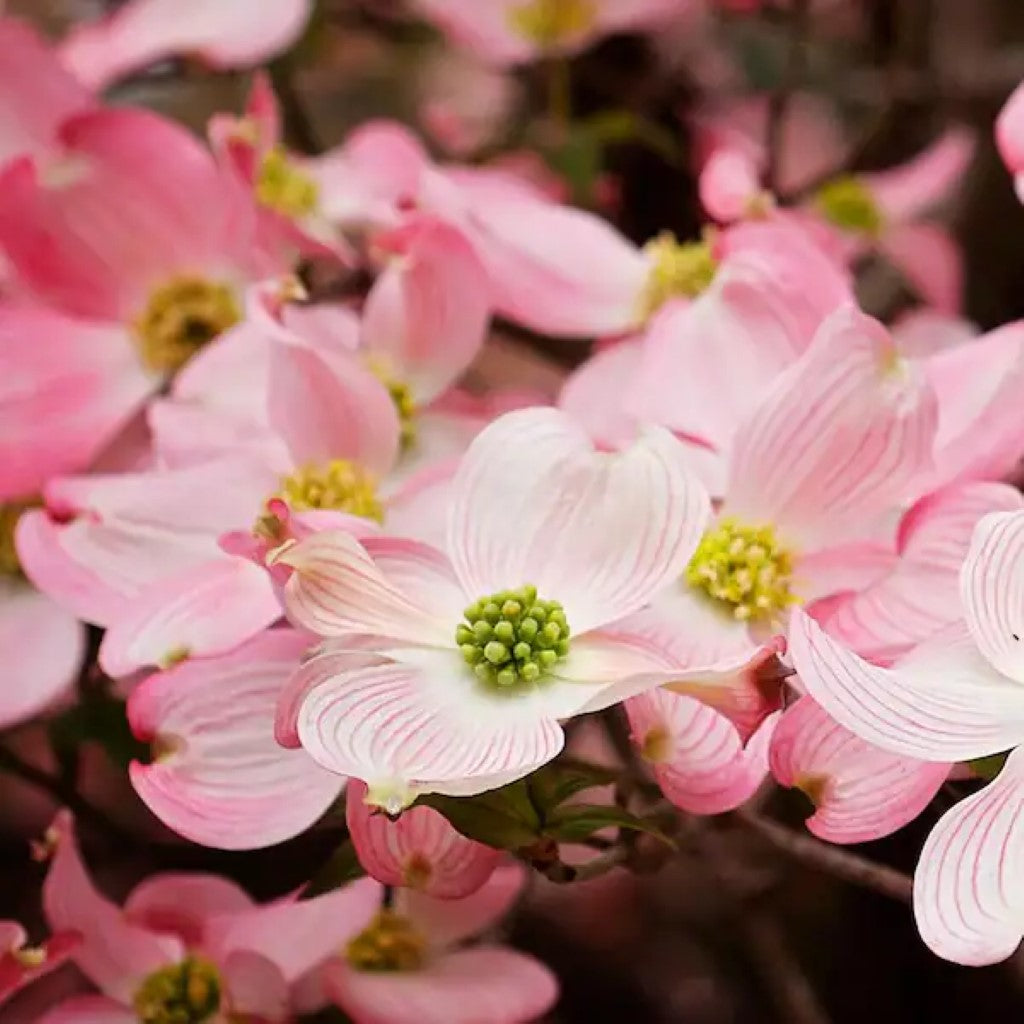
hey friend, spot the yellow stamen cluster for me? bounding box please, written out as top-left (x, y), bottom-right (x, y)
top-left (639, 233), bottom-right (718, 319)
top-left (457, 585), bottom-right (570, 689)
top-left (133, 276), bottom-right (240, 374)
top-left (346, 910), bottom-right (426, 973)
top-left (256, 146), bottom-right (320, 219)
top-left (0, 500), bottom-right (33, 577)
top-left (273, 459), bottom-right (384, 523)
top-left (815, 176), bottom-right (884, 236)
top-left (507, 0), bottom-right (597, 46)
top-left (686, 518), bottom-right (794, 622)
top-left (133, 956), bottom-right (221, 1024)
top-left (368, 361), bottom-right (418, 451)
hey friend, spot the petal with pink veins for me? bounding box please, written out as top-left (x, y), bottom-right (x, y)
top-left (98, 557), bottom-right (281, 677)
top-left (913, 745), bottom-right (1024, 965)
top-left (448, 408), bottom-right (709, 635)
top-left (128, 630), bottom-right (343, 850)
top-left (724, 306), bottom-right (938, 550)
top-left (59, 0), bottom-right (312, 90)
top-left (43, 811), bottom-right (182, 1003)
top-left (788, 608), bottom-right (1024, 762)
top-left (346, 779), bottom-right (500, 898)
top-left (770, 696), bottom-right (949, 844)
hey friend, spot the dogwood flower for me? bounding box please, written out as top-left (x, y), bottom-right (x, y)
top-left (275, 406), bottom-right (716, 809)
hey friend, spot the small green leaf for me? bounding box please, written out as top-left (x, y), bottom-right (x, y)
top-left (543, 804), bottom-right (674, 847)
top-left (419, 782), bottom-right (542, 850)
top-left (526, 759), bottom-right (619, 810)
top-left (969, 752), bottom-right (1009, 781)
top-left (302, 839), bottom-right (365, 899)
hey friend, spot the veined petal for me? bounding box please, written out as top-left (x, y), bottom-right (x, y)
top-left (128, 630), bottom-right (342, 850)
top-left (960, 510), bottom-right (1024, 684)
top-left (914, 746), bottom-right (1024, 965)
top-left (770, 697), bottom-right (948, 844)
top-left (99, 557), bottom-right (281, 677)
top-left (724, 306), bottom-right (938, 550)
top-left (43, 812), bottom-right (182, 1003)
top-left (789, 608), bottom-right (1024, 761)
top-left (347, 779), bottom-right (500, 898)
top-left (448, 408), bottom-right (710, 635)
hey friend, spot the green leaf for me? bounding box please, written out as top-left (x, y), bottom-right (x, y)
top-left (543, 804), bottom-right (674, 847)
top-left (968, 752), bottom-right (1009, 781)
top-left (302, 839), bottom-right (365, 900)
top-left (526, 759), bottom-right (619, 810)
top-left (419, 781), bottom-right (542, 850)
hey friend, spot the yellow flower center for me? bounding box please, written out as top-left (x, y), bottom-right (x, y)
top-left (686, 518), bottom-right (795, 622)
top-left (346, 910), bottom-right (427, 973)
top-left (0, 500), bottom-right (36, 577)
top-left (133, 276), bottom-right (241, 374)
top-left (815, 176), bottom-right (884, 236)
top-left (255, 146), bottom-right (320, 219)
top-left (367, 360), bottom-right (418, 451)
top-left (639, 234), bottom-right (718, 320)
top-left (133, 956), bottom-right (221, 1024)
top-left (507, 0), bottom-right (596, 46)
top-left (272, 459), bottom-right (384, 522)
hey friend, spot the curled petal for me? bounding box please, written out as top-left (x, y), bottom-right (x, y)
top-left (914, 746), bottom-right (1024, 965)
top-left (770, 697), bottom-right (949, 844)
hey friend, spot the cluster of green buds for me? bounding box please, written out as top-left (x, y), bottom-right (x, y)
top-left (456, 585), bottom-right (571, 689)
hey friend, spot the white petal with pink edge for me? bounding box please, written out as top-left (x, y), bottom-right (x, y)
top-left (914, 746), bottom-right (1024, 965)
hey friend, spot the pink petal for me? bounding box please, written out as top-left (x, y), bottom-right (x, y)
top-left (347, 779), bottom-right (500, 898)
top-left (698, 148), bottom-right (763, 222)
top-left (724, 306), bottom-right (938, 550)
top-left (0, 583), bottom-right (85, 730)
top-left (98, 557), bottom-right (281, 677)
top-left (205, 877), bottom-right (382, 984)
top-left (879, 222), bottom-right (963, 315)
top-left (0, 306), bottom-right (152, 499)
top-left (327, 945), bottom-right (558, 1024)
top-left (891, 308), bottom-right (978, 359)
top-left (220, 950), bottom-right (289, 1022)
top-left (913, 745), bottom-right (1024, 965)
top-left (59, 0), bottom-right (312, 89)
top-left (277, 531), bottom-right (459, 647)
top-left (864, 128), bottom-right (976, 222)
top-left (788, 607), bottom-right (1024, 762)
top-left (363, 218), bottom-right (490, 404)
top-left (0, 924), bottom-right (79, 1007)
top-left (449, 408), bottom-right (709, 634)
top-left (124, 874), bottom-right (252, 949)
top-left (820, 483), bottom-right (1023, 662)
top-left (998, 81), bottom-right (1024, 179)
top-left (128, 629), bottom-right (342, 850)
top-left (558, 338), bottom-right (643, 448)
top-left (296, 648), bottom-right (565, 806)
top-left (43, 811), bottom-right (182, 1002)
top-left (37, 996), bottom-right (137, 1024)
top-left (0, 18), bottom-right (93, 165)
top-left (626, 689), bottom-right (773, 814)
top-left (770, 697), bottom-right (948, 844)
top-left (960, 509), bottom-right (1024, 684)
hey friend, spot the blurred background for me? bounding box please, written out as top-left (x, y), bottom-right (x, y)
top-left (4, 1), bottom-right (1024, 1021)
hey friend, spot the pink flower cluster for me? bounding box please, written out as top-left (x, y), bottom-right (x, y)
top-left (3, 0), bottom-right (1024, 1019)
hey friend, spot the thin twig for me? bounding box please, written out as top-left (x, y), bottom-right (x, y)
top-left (734, 809), bottom-right (913, 904)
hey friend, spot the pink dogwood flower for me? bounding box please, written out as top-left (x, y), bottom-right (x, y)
top-left (275, 406), bottom-right (719, 810)
top-left (39, 810), bottom-right (382, 1022)
top-left (997, 79), bottom-right (1024, 203)
top-left (346, 779), bottom-right (501, 898)
top-left (788, 508), bottom-right (1024, 963)
top-left (320, 864), bottom-right (558, 1024)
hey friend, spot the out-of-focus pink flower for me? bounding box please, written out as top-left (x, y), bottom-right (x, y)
top-left (59, 0), bottom-right (313, 91)
top-left (0, 920), bottom-right (78, 1008)
top-left (321, 864), bottom-right (558, 1024)
top-left (346, 779), bottom-right (501, 898)
top-left (40, 810), bottom-right (381, 1021)
top-left (997, 80), bottom-right (1024, 203)
top-left (274, 406), bottom-right (728, 810)
top-left (410, 0), bottom-right (692, 66)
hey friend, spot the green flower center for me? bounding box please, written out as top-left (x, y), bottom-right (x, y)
top-left (133, 956), bottom-right (221, 1024)
top-left (456, 585), bottom-right (570, 689)
top-left (0, 500), bottom-right (35, 578)
top-left (686, 518), bottom-right (794, 622)
top-left (507, 0), bottom-right (597, 46)
top-left (815, 176), bottom-right (884, 236)
top-left (639, 233), bottom-right (718, 320)
top-left (134, 276), bottom-right (241, 374)
top-left (256, 146), bottom-right (319, 219)
top-left (346, 910), bottom-right (426, 973)
top-left (271, 459), bottom-right (384, 523)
